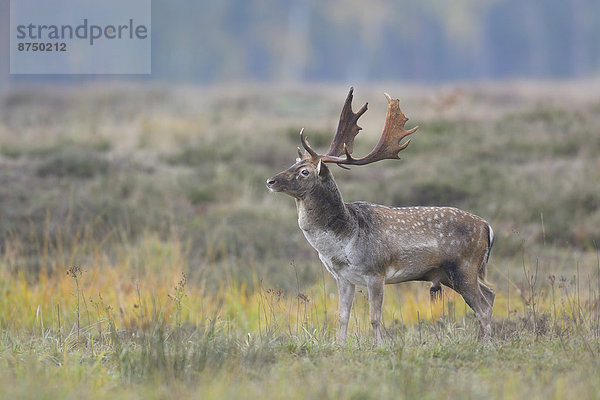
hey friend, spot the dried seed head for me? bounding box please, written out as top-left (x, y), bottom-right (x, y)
top-left (297, 293), bottom-right (310, 303)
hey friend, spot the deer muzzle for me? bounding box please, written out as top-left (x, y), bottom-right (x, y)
top-left (266, 176), bottom-right (281, 192)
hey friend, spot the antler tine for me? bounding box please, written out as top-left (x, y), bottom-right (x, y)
top-left (326, 87), bottom-right (368, 157)
top-left (298, 88), bottom-right (368, 164)
top-left (299, 128), bottom-right (320, 162)
top-left (321, 93), bottom-right (418, 166)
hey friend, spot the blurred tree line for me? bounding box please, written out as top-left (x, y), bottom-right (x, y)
top-left (1, 0), bottom-right (599, 88)
top-left (151, 0), bottom-right (600, 83)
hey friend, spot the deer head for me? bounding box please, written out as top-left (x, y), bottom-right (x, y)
top-left (265, 152), bottom-right (332, 199)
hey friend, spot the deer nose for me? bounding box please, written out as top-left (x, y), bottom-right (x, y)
top-left (266, 178), bottom-right (277, 186)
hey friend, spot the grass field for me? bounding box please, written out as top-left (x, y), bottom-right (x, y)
top-left (1, 81), bottom-right (600, 399)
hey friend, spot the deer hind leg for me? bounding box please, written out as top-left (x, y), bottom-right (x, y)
top-left (460, 285), bottom-right (493, 340)
top-left (366, 276), bottom-right (385, 346)
top-left (442, 261), bottom-right (493, 340)
top-left (478, 280), bottom-right (495, 325)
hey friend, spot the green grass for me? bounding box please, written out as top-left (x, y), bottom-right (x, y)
top-left (1, 82), bottom-right (600, 398)
top-left (2, 334), bottom-right (597, 399)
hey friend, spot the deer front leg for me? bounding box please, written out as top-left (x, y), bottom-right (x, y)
top-left (336, 278), bottom-right (355, 345)
top-left (366, 276), bottom-right (385, 346)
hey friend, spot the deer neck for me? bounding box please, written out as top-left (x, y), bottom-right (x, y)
top-left (296, 179), bottom-right (353, 236)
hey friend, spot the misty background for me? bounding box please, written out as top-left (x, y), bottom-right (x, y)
top-left (1, 0), bottom-right (600, 89)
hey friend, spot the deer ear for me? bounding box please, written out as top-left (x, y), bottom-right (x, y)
top-left (317, 160), bottom-right (329, 177)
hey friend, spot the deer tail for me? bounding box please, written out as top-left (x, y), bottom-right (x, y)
top-left (479, 224), bottom-right (494, 284)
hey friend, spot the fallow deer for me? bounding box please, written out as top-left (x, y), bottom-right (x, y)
top-left (266, 88), bottom-right (495, 345)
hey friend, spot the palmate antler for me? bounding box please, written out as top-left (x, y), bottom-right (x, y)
top-left (301, 87), bottom-right (418, 167)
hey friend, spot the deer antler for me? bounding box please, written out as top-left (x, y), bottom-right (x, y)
top-left (300, 87), bottom-right (367, 165)
top-left (327, 87), bottom-right (368, 157)
top-left (300, 88), bottom-right (418, 167)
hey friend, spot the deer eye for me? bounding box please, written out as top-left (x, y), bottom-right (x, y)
top-left (300, 169), bottom-right (309, 176)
